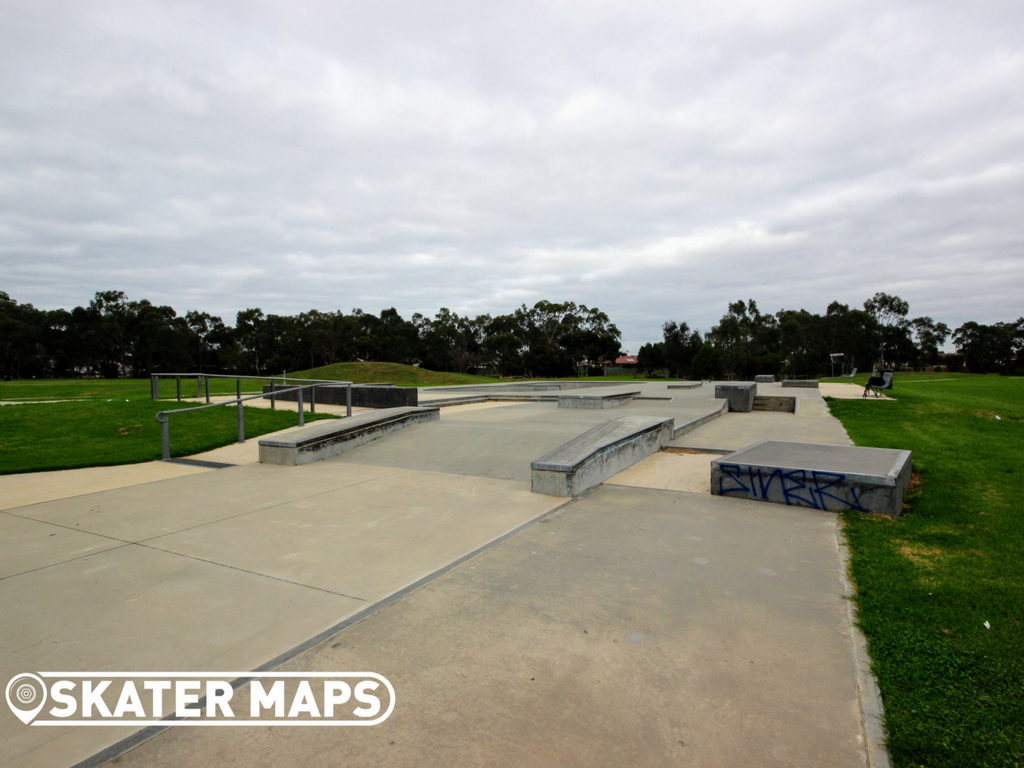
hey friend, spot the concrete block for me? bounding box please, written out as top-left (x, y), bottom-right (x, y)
top-left (782, 380), bottom-right (819, 388)
top-left (711, 440), bottom-right (912, 518)
top-left (754, 374), bottom-right (775, 383)
top-left (532, 416), bottom-right (674, 497)
top-left (557, 390), bottom-right (640, 409)
top-left (714, 382), bottom-right (757, 412)
top-left (667, 382), bottom-right (702, 389)
top-left (264, 384), bottom-right (418, 408)
top-left (259, 406), bottom-right (439, 466)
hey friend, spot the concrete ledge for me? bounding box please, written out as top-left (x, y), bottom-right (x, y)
top-left (264, 384), bottom-right (418, 408)
top-left (782, 380), bottom-right (819, 388)
top-left (667, 382), bottom-right (702, 389)
top-left (532, 416), bottom-right (674, 497)
top-left (557, 390), bottom-right (640, 409)
top-left (259, 406), bottom-right (440, 466)
top-left (714, 382), bottom-right (757, 412)
top-left (711, 440), bottom-right (912, 518)
top-left (754, 374), bottom-right (776, 383)
top-left (672, 400), bottom-right (728, 438)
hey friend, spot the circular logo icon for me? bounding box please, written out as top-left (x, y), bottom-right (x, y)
top-left (6, 673), bottom-right (47, 725)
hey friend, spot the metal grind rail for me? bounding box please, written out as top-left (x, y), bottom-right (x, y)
top-left (152, 375), bottom-right (353, 462)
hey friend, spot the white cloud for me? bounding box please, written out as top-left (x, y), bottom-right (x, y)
top-left (0, 0), bottom-right (1021, 347)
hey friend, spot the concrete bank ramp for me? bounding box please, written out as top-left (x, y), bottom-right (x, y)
top-left (259, 406), bottom-right (440, 466)
top-left (711, 439), bottom-right (912, 518)
top-left (531, 415), bottom-right (674, 497)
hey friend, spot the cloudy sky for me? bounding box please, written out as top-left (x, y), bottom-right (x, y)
top-left (1, 0), bottom-right (1022, 351)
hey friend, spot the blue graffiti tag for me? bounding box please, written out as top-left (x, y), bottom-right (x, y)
top-left (717, 464), bottom-right (871, 512)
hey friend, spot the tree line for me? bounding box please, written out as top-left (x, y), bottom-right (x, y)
top-left (1, 289), bottom-right (1020, 380)
top-left (0, 291), bottom-right (621, 379)
top-left (638, 293), bottom-right (1023, 379)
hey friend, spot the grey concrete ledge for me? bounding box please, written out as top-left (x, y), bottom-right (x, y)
top-left (424, 380), bottom-right (624, 394)
top-left (259, 406), bottom-right (440, 466)
top-left (557, 390), bottom-right (640, 409)
top-left (715, 382), bottom-right (757, 412)
top-left (754, 374), bottom-right (776, 383)
top-left (666, 382), bottom-right (703, 389)
top-left (711, 440), bottom-right (912, 518)
top-left (782, 379), bottom-right (820, 388)
top-left (264, 383), bottom-right (418, 408)
top-left (532, 415), bottom-right (674, 497)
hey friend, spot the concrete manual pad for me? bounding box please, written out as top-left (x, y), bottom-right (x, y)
top-left (605, 451), bottom-right (713, 493)
top-left (712, 440), bottom-right (912, 518)
top-left (109, 486), bottom-right (874, 768)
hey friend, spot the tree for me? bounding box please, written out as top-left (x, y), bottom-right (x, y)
top-left (910, 317), bottom-right (950, 370)
top-left (864, 292), bottom-right (913, 368)
top-left (636, 342), bottom-right (665, 376)
top-left (953, 322), bottom-right (1016, 373)
top-left (662, 321), bottom-right (703, 379)
top-left (690, 343), bottom-right (722, 380)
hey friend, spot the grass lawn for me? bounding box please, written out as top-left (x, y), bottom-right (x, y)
top-left (0, 399), bottom-right (336, 474)
top-left (826, 374), bottom-right (1023, 767)
top-left (1, 363), bottom-right (676, 402)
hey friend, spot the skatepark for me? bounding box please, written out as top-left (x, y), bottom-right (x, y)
top-left (1, 379), bottom-right (893, 767)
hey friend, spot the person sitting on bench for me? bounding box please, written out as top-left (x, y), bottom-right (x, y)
top-left (863, 370), bottom-right (893, 398)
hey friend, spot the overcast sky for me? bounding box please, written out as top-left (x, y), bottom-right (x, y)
top-left (1, 0), bottom-right (1022, 351)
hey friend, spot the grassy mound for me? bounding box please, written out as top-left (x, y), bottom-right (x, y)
top-left (286, 362), bottom-right (502, 387)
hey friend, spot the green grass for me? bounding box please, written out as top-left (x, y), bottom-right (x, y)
top-left (1, 363), bottom-right (675, 403)
top-left (0, 399), bottom-right (336, 474)
top-left (826, 374), bottom-right (1023, 767)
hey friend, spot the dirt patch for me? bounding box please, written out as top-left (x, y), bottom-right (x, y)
top-left (974, 410), bottom-right (1023, 422)
top-left (901, 470), bottom-right (923, 514)
top-left (894, 539), bottom-right (944, 569)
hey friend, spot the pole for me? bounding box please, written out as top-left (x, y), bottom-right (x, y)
top-left (270, 380), bottom-right (275, 410)
top-left (298, 389), bottom-right (304, 426)
top-left (197, 377), bottom-right (202, 398)
top-left (346, 384), bottom-right (352, 418)
top-left (205, 376), bottom-right (210, 403)
top-left (176, 376), bottom-right (181, 401)
top-left (310, 384), bottom-right (316, 413)
top-left (237, 379), bottom-right (244, 443)
top-left (161, 417), bottom-right (170, 461)
top-left (151, 374), bottom-right (158, 400)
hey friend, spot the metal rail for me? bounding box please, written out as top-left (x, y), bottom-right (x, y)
top-left (153, 375), bottom-right (354, 461)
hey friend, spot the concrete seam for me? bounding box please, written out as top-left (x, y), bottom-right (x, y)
top-left (69, 494), bottom-right (582, 768)
top-left (0, 541), bottom-right (132, 582)
top-left (836, 520), bottom-right (892, 768)
top-left (136, 468), bottom-right (409, 543)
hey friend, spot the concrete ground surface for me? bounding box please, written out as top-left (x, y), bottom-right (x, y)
top-left (0, 380), bottom-right (888, 768)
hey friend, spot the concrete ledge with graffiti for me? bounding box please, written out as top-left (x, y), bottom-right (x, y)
top-left (711, 440), bottom-right (912, 518)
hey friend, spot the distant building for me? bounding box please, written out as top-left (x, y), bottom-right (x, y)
top-left (614, 356), bottom-right (638, 365)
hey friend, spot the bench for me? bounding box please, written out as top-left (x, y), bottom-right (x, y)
top-left (863, 370), bottom-right (893, 398)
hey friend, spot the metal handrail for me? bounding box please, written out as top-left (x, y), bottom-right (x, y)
top-left (154, 379), bottom-right (353, 461)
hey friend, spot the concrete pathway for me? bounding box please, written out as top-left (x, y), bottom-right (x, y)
top-left (0, 385), bottom-right (887, 768)
top-left (107, 486), bottom-right (877, 768)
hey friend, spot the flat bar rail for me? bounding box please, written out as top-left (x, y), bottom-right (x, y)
top-left (152, 376), bottom-right (353, 462)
